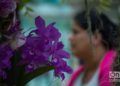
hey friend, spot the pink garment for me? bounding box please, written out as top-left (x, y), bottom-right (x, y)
top-left (67, 50), bottom-right (117, 86)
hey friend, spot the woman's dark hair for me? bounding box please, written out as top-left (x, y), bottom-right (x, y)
top-left (74, 9), bottom-right (119, 50)
top-left (74, 10), bottom-right (120, 86)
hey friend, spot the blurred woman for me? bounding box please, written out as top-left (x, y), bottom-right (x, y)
top-left (68, 9), bottom-right (119, 86)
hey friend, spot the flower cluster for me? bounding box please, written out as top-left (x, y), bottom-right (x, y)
top-left (0, 0), bottom-right (72, 85)
top-left (0, 44), bottom-right (13, 79)
top-left (0, 0), bottom-right (16, 17)
top-left (20, 16), bottom-right (73, 80)
top-left (0, 0), bottom-right (72, 81)
top-left (0, 0), bottom-right (17, 79)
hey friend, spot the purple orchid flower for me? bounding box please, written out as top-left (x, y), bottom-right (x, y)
top-left (50, 41), bottom-right (72, 80)
top-left (0, 44), bottom-right (13, 79)
top-left (20, 16), bottom-right (73, 80)
top-left (0, 0), bottom-right (16, 18)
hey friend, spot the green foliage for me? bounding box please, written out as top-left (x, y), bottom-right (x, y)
top-left (18, 0), bottom-right (31, 10)
top-left (18, 0), bottom-right (33, 16)
top-left (23, 66), bottom-right (54, 85)
top-left (22, 0), bottom-right (30, 3)
top-left (98, 0), bottom-right (111, 11)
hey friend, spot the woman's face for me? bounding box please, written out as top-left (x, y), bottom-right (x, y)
top-left (69, 21), bottom-right (92, 59)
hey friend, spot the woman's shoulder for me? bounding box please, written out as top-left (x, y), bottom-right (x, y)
top-left (67, 66), bottom-right (84, 86)
top-left (67, 50), bottom-right (117, 86)
top-left (99, 50), bottom-right (117, 86)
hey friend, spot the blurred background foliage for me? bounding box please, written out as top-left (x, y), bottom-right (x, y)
top-left (18, 0), bottom-right (120, 86)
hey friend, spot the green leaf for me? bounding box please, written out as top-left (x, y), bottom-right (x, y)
top-left (99, 0), bottom-right (111, 10)
top-left (99, 4), bottom-right (110, 11)
top-left (100, 0), bottom-right (111, 6)
top-left (18, 4), bottom-right (24, 10)
top-left (22, 66), bottom-right (54, 85)
top-left (22, 0), bottom-right (30, 3)
top-left (26, 7), bottom-right (34, 12)
top-left (18, 0), bottom-right (31, 10)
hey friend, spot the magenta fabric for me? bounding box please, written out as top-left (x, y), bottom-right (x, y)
top-left (99, 50), bottom-right (117, 86)
top-left (67, 50), bottom-right (117, 86)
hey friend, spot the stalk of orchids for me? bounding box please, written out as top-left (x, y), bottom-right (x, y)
top-left (0, 0), bottom-right (72, 86)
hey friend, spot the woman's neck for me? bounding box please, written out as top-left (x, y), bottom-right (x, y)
top-left (84, 46), bottom-right (107, 72)
top-left (82, 46), bottom-right (107, 84)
